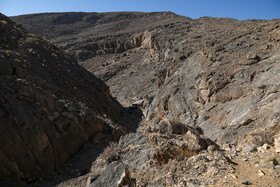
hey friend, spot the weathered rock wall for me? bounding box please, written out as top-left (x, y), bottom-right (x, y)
top-left (0, 13), bottom-right (134, 185)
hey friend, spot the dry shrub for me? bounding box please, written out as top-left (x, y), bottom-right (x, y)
top-left (246, 122), bottom-right (280, 146)
top-left (100, 142), bottom-right (119, 161)
top-left (91, 142), bottom-right (119, 177)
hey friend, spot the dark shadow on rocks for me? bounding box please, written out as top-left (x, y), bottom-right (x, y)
top-left (31, 107), bottom-right (143, 187)
top-left (31, 134), bottom-right (113, 186)
top-left (0, 180), bottom-right (17, 187)
top-left (121, 106), bottom-right (143, 132)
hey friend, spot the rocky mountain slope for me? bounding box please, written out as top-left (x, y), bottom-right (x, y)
top-left (11, 11), bottom-right (186, 61)
top-left (8, 12), bottom-right (280, 186)
top-left (0, 13), bottom-right (140, 186)
top-left (13, 11), bottom-right (280, 144)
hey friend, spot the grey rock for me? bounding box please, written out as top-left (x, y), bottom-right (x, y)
top-left (241, 180), bottom-right (251, 185)
top-left (242, 146), bottom-right (257, 153)
top-left (188, 179), bottom-right (202, 187)
top-left (263, 161), bottom-right (276, 170)
top-left (131, 99), bottom-right (144, 108)
top-left (208, 179), bottom-right (217, 184)
top-left (90, 162), bottom-right (128, 187)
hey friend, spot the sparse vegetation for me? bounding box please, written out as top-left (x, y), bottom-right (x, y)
top-left (91, 142), bottom-right (119, 177)
top-left (101, 142), bottom-right (119, 161)
top-left (247, 124), bottom-right (280, 146)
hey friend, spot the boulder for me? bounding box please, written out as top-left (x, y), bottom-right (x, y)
top-left (90, 162), bottom-right (129, 187)
top-left (146, 122), bottom-right (210, 164)
top-left (242, 145), bottom-right (257, 153)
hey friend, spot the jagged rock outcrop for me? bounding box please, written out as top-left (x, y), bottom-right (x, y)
top-left (0, 13), bottom-right (138, 186)
top-left (59, 121), bottom-right (231, 186)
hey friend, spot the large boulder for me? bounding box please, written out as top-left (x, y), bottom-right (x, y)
top-left (146, 121), bottom-right (210, 164)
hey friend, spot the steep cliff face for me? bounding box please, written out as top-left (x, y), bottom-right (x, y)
top-left (0, 13), bottom-right (136, 186)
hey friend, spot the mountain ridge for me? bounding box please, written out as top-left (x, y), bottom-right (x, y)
top-left (3, 11), bottom-right (280, 186)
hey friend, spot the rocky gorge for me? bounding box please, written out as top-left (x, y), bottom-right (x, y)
top-left (0, 11), bottom-right (279, 186)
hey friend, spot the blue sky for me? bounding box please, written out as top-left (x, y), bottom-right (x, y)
top-left (0, 0), bottom-right (279, 20)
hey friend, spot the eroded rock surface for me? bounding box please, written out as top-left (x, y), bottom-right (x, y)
top-left (57, 121), bottom-right (231, 186)
top-left (11, 12), bottom-right (186, 61)
top-left (13, 12), bottom-right (280, 146)
top-left (9, 11), bottom-right (280, 186)
top-left (0, 13), bottom-right (139, 186)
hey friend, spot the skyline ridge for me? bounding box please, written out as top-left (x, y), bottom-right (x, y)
top-left (1, 0), bottom-right (280, 20)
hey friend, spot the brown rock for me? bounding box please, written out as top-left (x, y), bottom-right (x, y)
top-left (0, 13), bottom-right (135, 186)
